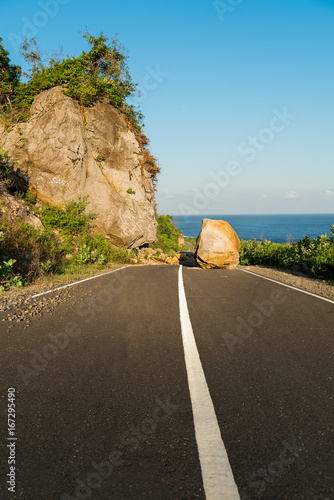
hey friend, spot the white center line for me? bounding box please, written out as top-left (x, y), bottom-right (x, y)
top-left (178, 265), bottom-right (240, 499)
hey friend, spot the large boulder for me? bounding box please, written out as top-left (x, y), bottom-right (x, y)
top-left (0, 86), bottom-right (157, 248)
top-left (194, 218), bottom-right (240, 269)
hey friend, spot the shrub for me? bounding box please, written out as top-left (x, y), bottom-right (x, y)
top-left (14, 189), bottom-right (38, 209)
top-left (40, 195), bottom-right (97, 235)
top-left (142, 149), bottom-right (160, 176)
top-left (0, 37), bottom-right (21, 115)
top-left (151, 215), bottom-right (187, 255)
top-left (79, 233), bottom-right (131, 264)
top-left (1, 32), bottom-right (143, 130)
top-left (76, 244), bottom-right (101, 265)
top-left (0, 254), bottom-right (23, 290)
top-left (0, 147), bottom-right (15, 191)
top-left (239, 226), bottom-right (334, 280)
top-left (0, 215), bottom-right (65, 282)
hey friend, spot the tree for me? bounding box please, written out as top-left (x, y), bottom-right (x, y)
top-left (4, 31), bottom-right (143, 128)
top-left (20, 37), bottom-right (43, 75)
top-left (0, 37), bottom-right (21, 113)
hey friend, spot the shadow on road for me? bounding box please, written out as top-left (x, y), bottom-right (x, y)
top-left (178, 252), bottom-right (201, 268)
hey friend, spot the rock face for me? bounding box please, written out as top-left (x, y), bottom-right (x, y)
top-left (194, 218), bottom-right (240, 269)
top-left (177, 234), bottom-right (184, 246)
top-left (0, 86), bottom-right (157, 247)
top-left (0, 191), bottom-right (43, 230)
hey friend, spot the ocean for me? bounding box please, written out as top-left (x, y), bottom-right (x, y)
top-left (172, 214), bottom-right (334, 243)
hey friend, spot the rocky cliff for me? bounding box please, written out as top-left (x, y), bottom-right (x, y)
top-left (0, 86), bottom-right (157, 247)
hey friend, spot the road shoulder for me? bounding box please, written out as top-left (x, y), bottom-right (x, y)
top-left (238, 265), bottom-right (334, 301)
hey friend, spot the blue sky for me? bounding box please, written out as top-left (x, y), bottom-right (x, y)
top-left (1, 0), bottom-right (333, 215)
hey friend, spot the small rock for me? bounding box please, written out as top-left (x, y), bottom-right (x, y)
top-left (166, 256), bottom-right (179, 265)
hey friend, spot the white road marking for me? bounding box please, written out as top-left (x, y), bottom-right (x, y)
top-left (178, 266), bottom-right (240, 499)
top-left (238, 269), bottom-right (334, 305)
top-left (27, 266), bottom-right (128, 300)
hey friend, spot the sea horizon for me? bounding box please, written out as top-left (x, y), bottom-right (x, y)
top-left (172, 213), bottom-right (334, 243)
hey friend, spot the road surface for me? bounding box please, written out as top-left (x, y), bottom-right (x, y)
top-left (1, 265), bottom-right (333, 499)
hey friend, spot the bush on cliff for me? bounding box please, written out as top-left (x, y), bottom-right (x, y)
top-left (0, 37), bottom-right (21, 118)
top-left (0, 32), bottom-right (143, 129)
top-left (0, 146), bottom-right (15, 191)
top-left (0, 34), bottom-right (160, 178)
top-left (40, 196), bottom-right (97, 235)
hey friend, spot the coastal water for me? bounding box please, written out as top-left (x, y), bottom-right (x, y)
top-left (173, 214), bottom-right (334, 243)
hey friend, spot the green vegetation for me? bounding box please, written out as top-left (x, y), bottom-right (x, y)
top-left (0, 147), bottom-right (14, 190)
top-left (0, 32), bottom-right (143, 128)
top-left (14, 189), bottom-right (37, 208)
top-left (78, 233), bottom-right (131, 264)
top-left (184, 236), bottom-right (197, 248)
top-left (0, 37), bottom-right (22, 123)
top-left (0, 214), bottom-right (66, 288)
top-left (0, 196), bottom-right (133, 291)
top-left (40, 195), bottom-right (97, 235)
top-left (151, 215), bottom-right (188, 255)
top-left (240, 227), bottom-right (334, 280)
top-left (0, 230), bottom-right (26, 292)
top-left (126, 188), bottom-right (136, 195)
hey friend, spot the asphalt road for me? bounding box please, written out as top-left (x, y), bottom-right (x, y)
top-left (0, 265), bottom-right (333, 499)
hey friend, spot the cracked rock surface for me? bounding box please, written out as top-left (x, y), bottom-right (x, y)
top-left (0, 86), bottom-right (157, 247)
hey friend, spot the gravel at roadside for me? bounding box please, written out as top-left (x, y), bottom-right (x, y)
top-left (238, 265), bottom-right (334, 301)
top-left (0, 265), bottom-right (126, 333)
